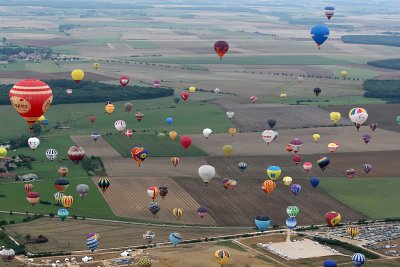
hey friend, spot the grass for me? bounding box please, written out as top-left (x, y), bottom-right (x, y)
top-left (103, 134), bottom-right (207, 157)
top-left (319, 177), bottom-right (400, 219)
top-left (269, 96), bottom-right (387, 106)
top-left (327, 67), bottom-right (380, 80)
top-left (25, 61), bottom-right (65, 73)
top-left (215, 240), bottom-right (247, 252)
top-left (127, 40), bottom-right (159, 49)
top-left (51, 45), bottom-right (79, 55)
top-left (0, 213), bottom-right (32, 224)
top-left (0, 61), bottom-right (26, 71)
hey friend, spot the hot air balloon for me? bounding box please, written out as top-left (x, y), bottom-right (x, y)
top-left (283, 176), bottom-right (292, 186)
top-left (93, 63), bottom-right (100, 70)
top-left (397, 116), bottom-right (400, 125)
top-left (153, 80), bottom-right (161, 88)
top-left (369, 123), bottom-right (378, 132)
top-left (303, 162), bottom-right (312, 173)
top-left (340, 70), bottom-right (348, 78)
top-left (131, 147), bottom-right (149, 166)
top-left (228, 127), bottom-right (237, 137)
top-left (0, 248), bottom-right (15, 263)
top-left (349, 107), bottom-right (368, 130)
top-left (280, 93), bottom-right (287, 100)
top-left (89, 114), bottom-right (96, 124)
top-left (226, 111), bottom-right (234, 119)
top-left (135, 112), bottom-right (144, 122)
top-left (262, 180), bottom-right (276, 193)
top-left (114, 120), bottom-right (126, 133)
top-left (215, 249), bottom-right (230, 266)
top-left (221, 178), bottom-right (231, 190)
top-left (125, 129), bottom-right (133, 138)
top-left (165, 117), bottom-right (173, 126)
top-left (124, 102), bottom-right (133, 113)
top-left (262, 130), bottom-right (277, 145)
top-left (310, 177), bottom-right (320, 188)
top-left (138, 258), bottom-right (152, 267)
top-left (76, 184), bottom-right (89, 199)
top-left (98, 178), bottom-right (110, 193)
top-left (171, 156), bottom-right (179, 167)
top-left (55, 178), bottom-right (69, 192)
top-left (291, 184), bottom-right (301, 195)
top-left (181, 92), bottom-right (189, 101)
top-left (325, 211), bottom-right (341, 228)
top-left (91, 131), bottom-right (100, 141)
top-left (347, 226), bottom-right (360, 239)
top-left (214, 88), bottom-right (221, 94)
top-left (330, 112), bottom-right (341, 125)
top-left (203, 128), bottom-right (212, 138)
top-left (314, 87), bottom-right (322, 96)
top-left (255, 215), bottom-right (271, 232)
top-left (188, 86), bottom-right (196, 93)
top-left (267, 166), bottom-right (281, 181)
top-left (223, 145), bottom-right (233, 155)
top-left (362, 134), bottom-right (371, 144)
top-left (324, 260), bottom-right (337, 267)
top-left (289, 138), bottom-right (303, 153)
top-left (197, 206), bottom-right (208, 219)
top-left (54, 192), bottom-right (64, 205)
top-left (27, 137), bottom-right (40, 150)
top-left (173, 208), bottom-right (183, 221)
top-left (237, 162), bottom-right (247, 172)
top-left (180, 136), bottom-right (192, 150)
top-left (62, 195), bottom-right (73, 209)
top-left (198, 165), bottom-right (216, 186)
top-left (347, 169), bottom-right (356, 179)
top-left (119, 76), bottom-right (129, 87)
top-left (317, 156), bottom-right (330, 171)
top-left (287, 206), bottom-right (299, 218)
top-left (9, 79), bottom-right (53, 129)
top-left (169, 131), bottom-right (177, 140)
top-left (156, 132), bottom-right (164, 141)
top-left (68, 146), bottom-right (85, 165)
top-left (352, 253), bottom-right (366, 267)
top-left (58, 208), bottom-right (69, 221)
top-left (0, 148), bottom-right (7, 160)
top-left (37, 115), bottom-right (45, 124)
top-left (58, 166), bottom-right (69, 177)
top-left (267, 119), bottom-right (276, 129)
top-left (24, 183), bottom-right (33, 194)
top-left (311, 25), bottom-right (330, 49)
top-left (324, 6), bottom-right (335, 19)
top-left (313, 133), bottom-right (321, 142)
top-left (86, 236), bottom-right (99, 252)
top-left (147, 186), bottom-right (159, 200)
top-left (169, 233), bottom-right (181, 246)
top-left (328, 142), bottom-right (339, 152)
top-left (286, 217), bottom-right (297, 229)
top-left (159, 187), bottom-right (168, 199)
top-left (148, 201), bottom-right (160, 217)
top-left (292, 155), bottom-right (301, 166)
top-left (26, 192), bottom-right (40, 206)
top-left (66, 88), bottom-right (73, 95)
top-left (250, 96), bottom-right (257, 104)
top-left (105, 102), bottom-right (115, 115)
top-left (71, 69), bottom-right (84, 83)
top-left (143, 231), bottom-right (155, 244)
top-left (363, 163), bottom-right (372, 174)
top-left (42, 119), bottom-right (49, 126)
top-left (286, 144), bottom-right (293, 153)
top-left (214, 41), bottom-right (229, 60)
top-left (45, 148), bottom-right (58, 161)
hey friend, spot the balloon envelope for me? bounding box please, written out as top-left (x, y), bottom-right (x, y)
top-left (311, 25), bottom-right (330, 48)
top-left (255, 215), bottom-right (271, 232)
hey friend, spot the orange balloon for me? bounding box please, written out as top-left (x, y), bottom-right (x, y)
top-left (62, 195), bottom-right (74, 209)
top-left (262, 180), bottom-right (276, 193)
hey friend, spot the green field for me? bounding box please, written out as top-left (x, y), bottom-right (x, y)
top-left (127, 40), bottom-right (159, 49)
top-left (269, 95), bottom-right (386, 106)
top-left (327, 67), bottom-right (380, 80)
top-left (0, 61), bottom-right (26, 71)
top-left (104, 134), bottom-right (207, 158)
top-left (320, 177), bottom-right (400, 219)
top-left (25, 61), bottom-right (65, 73)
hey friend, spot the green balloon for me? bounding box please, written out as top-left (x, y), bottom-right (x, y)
top-left (286, 206), bottom-right (300, 218)
top-left (396, 116), bottom-right (400, 125)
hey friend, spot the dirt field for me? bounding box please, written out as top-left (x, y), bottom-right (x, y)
top-left (323, 104), bottom-right (400, 133)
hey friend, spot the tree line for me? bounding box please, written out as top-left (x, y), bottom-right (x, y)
top-left (368, 58), bottom-right (400, 70)
top-left (364, 79), bottom-right (400, 102)
top-left (342, 35), bottom-right (400, 47)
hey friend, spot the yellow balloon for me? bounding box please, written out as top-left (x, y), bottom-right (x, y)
top-left (223, 145), bottom-right (233, 155)
top-left (330, 112), bottom-right (341, 124)
top-left (328, 142), bottom-right (339, 152)
top-left (169, 131), bottom-right (178, 140)
top-left (71, 69), bottom-right (84, 83)
top-left (215, 250), bottom-right (230, 266)
top-left (340, 70), bottom-right (348, 78)
top-left (37, 115), bottom-right (46, 123)
top-left (313, 133), bottom-right (321, 142)
top-left (105, 104), bottom-right (115, 114)
top-left (0, 147), bottom-right (7, 160)
top-left (280, 93), bottom-right (287, 99)
top-left (228, 128), bottom-right (237, 137)
top-left (93, 63), bottom-right (100, 70)
top-left (172, 208), bottom-right (183, 221)
top-left (189, 86), bottom-right (196, 93)
top-left (283, 176), bottom-right (292, 186)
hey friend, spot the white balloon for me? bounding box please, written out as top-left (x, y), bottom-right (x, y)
top-left (114, 120), bottom-right (126, 132)
top-left (28, 137), bottom-right (40, 150)
top-left (198, 165), bottom-right (216, 185)
top-left (226, 112), bottom-right (234, 119)
top-left (45, 148), bottom-right (58, 161)
top-left (262, 130), bottom-right (277, 144)
top-left (202, 128), bottom-right (212, 138)
top-left (214, 88), bottom-right (220, 94)
top-left (349, 107), bottom-right (368, 125)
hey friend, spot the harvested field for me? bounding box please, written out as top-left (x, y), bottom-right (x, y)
top-left (4, 218), bottom-right (250, 253)
top-left (323, 104), bottom-right (400, 132)
top-left (0, 70), bottom-right (113, 81)
top-left (9, 38), bottom-right (81, 47)
top-left (191, 127), bottom-right (400, 156)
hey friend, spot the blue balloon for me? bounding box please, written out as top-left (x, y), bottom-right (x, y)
top-left (324, 260), bottom-right (337, 267)
top-left (86, 237), bottom-right (99, 252)
top-left (166, 117), bottom-right (173, 125)
top-left (310, 177), bottom-right (320, 188)
top-left (286, 217), bottom-right (297, 229)
top-left (351, 253), bottom-right (366, 267)
top-left (169, 232), bottom-right (181, 246)
top-left (311, 25), bottom-right (329, 48)
top-left (237, 162), bottom-right (247, 172)
top-left (57, 208), bottom-right (69, 221)
top-left (291, 184), bottom-right (302, 195)
top-left (255, 215), bottom-right (271, 232)
top-left (42, 119), bottom-right (49, 125)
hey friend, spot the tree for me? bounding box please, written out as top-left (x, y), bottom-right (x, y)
top-left (32, 123), bottom-right (42, 136)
